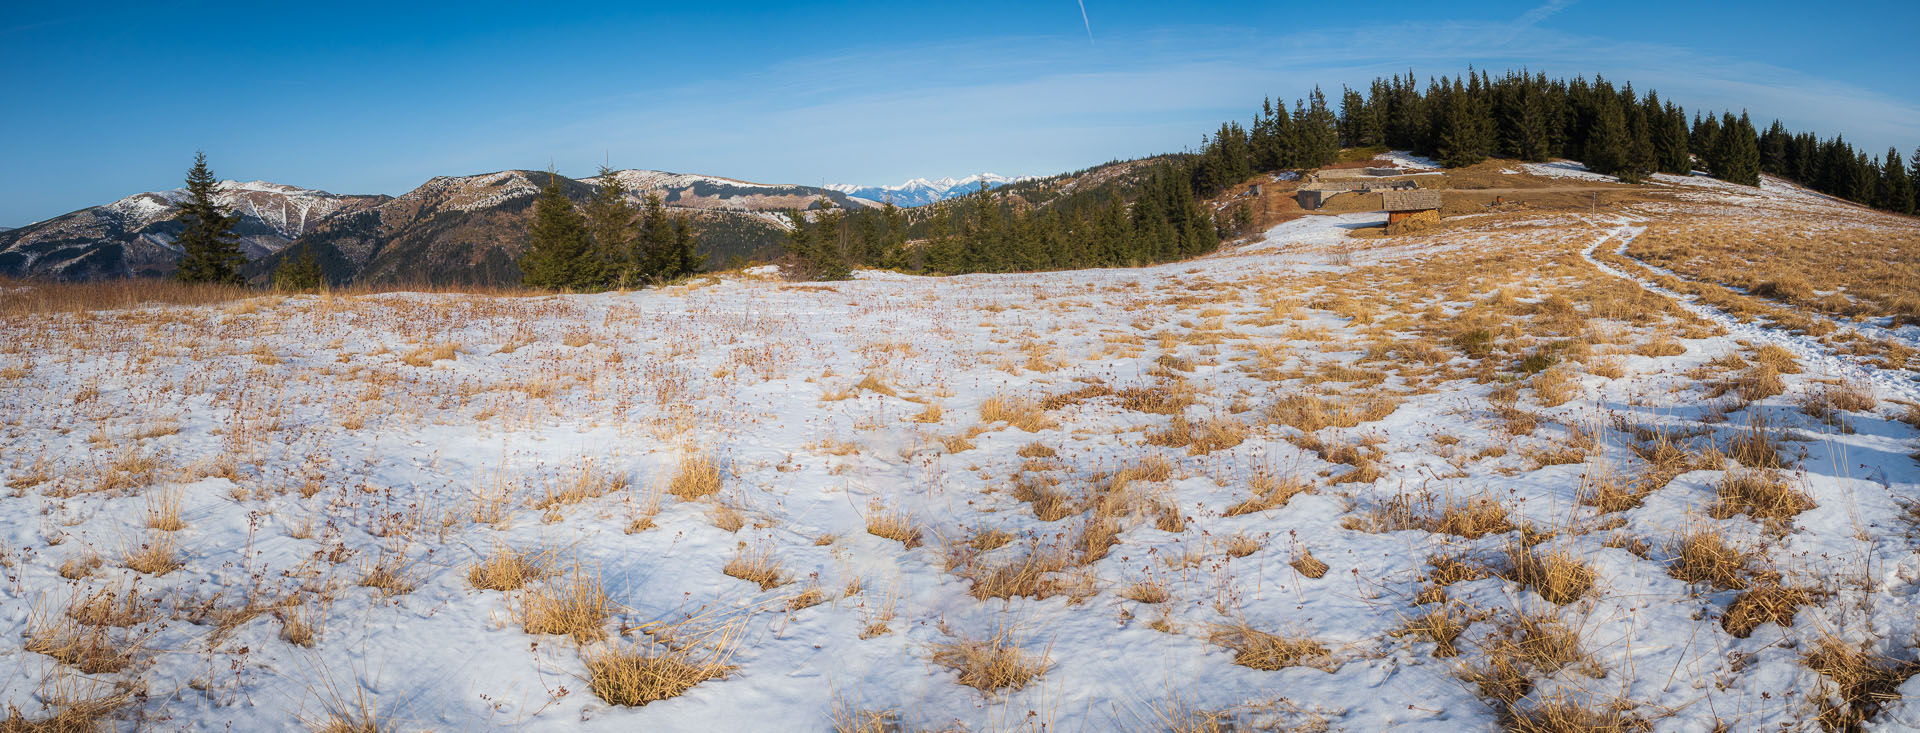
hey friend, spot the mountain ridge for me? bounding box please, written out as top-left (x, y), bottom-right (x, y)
top-left (825, 173), bottom-right (1030, 207)
top-left (0, 167), bottom-right (878, 283)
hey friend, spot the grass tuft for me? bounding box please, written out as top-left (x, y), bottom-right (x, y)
top-left (1209, 623), bottom-right (1331, 671)
top-left (929, 626), bottom-right (1049, 692)
top-left (517, 566), bottom-right (612, 642)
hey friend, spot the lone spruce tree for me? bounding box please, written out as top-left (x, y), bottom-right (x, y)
top-left (173, 152), bottom-right (245, 285)
top-left (520, 170), bottom-right (597, 290)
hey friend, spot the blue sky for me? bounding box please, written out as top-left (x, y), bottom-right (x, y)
top-left (3, 0), bottom-right (1917, 224)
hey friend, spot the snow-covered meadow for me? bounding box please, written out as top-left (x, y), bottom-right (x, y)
top-left (2, 176), bottom-right (1917, 731)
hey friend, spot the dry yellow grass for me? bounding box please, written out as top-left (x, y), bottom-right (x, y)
top-left (1667, 530), bottom-right (1753, 591)
top-left (910, 403), bottom-right (944, 423)
top-left (929, 626), bottom-right (1049, 692)
top-left (1803, 637), bottom-right (1920, 730)
top-left (1121, 579), bottom-right (1170, 604)
top-left (952, 542), bottom-right (1069, 601)
top-left (358, 551), bottom-right (417, 597)
top-left (1530, 367), bottom-right (1580, 407)
top-left (143, 489), bottom-right (185, 532)
top-left (723, 547), bottom-right (787, 591)
top-left (1722, 583), bottom-right (1809, 638)
top-left (1628, 217), bottom-right (1920, 328)
top-left (399, 342), bottom-right (458, 367)
top-left (1503, 545), bottom-right (1595, 605)
top-left (864, 503), bottom-right (923, 549)
top-left (978, 396), bottom-right (1056, 432)
top-left (1467, 612), bottom-right (1589, 707)
top-left (468, 545), bottom-right (551, 591)
top-left (1365, 493), bottom-right (1516, 539)
top-left (517, 566), bottom-right (612, 642)
top-left (1264, 392), bottom-right (1399, 432)
top-left (532, 464), bottom-right (626, 514)
top-left (1502, 696), bottom-right (1642, 733)
top-left (1289, 550), bottom-right (1328, 579)
top-left (1145, 416), bottom-right (1247, 455)
top-left (1714, 469), bottom-right (1813, 524)
top-left (1391, 604), bottom-right (1471, 657)
top-left (585, 629), bottom-right (738, 707)
top-left (120, 533), bottom-right (179, 575)
top-left (1577, 465), bottom-right (1648, 514)
top-left (1115, 382), bottom-right (1197, 415)
top-left (25, 608), bottom-right (144, 674)
top-left (667, 453), bottom-right (722, 500)
top-left (1208, 623), bottom-right (1331, 671)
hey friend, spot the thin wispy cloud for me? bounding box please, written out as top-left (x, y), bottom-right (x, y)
top-left (1077, 0), bottom-right (1095, 44)
top-left (1510, 0), bottom-right (1578, 35)
top-left (511, 17), bottom-right (1917, 187)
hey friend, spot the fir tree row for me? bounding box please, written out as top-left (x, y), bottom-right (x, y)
top-left (1195, 68), bottom-right (1913, 212)
top-left (521, 167), bottom-right (705, 291)
top-left (784, 160), bottom-right (1220, 280)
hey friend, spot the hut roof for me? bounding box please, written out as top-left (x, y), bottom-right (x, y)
top-left (1380, 189), bottom-right (1443, 212)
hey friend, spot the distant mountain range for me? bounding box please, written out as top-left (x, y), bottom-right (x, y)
top-left (0, 181), bottom-right (388, 281)
top-left (826, 173), bottom-right (1030, 207)
top-left (0, 170), bottom-right (869, 284)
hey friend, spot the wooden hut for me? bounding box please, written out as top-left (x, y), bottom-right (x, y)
top-left (1380, 189), bottom-right (1442, 223)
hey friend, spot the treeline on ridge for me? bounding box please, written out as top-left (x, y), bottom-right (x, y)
top-left (774, 67), bottom-right (1915, 282)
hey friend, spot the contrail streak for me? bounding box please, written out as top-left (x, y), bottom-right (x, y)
top-left (1076, 0), bottom-right (1093, 44)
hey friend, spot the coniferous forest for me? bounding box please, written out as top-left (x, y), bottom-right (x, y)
top-left (779, 68), bottom-right (1916, 281)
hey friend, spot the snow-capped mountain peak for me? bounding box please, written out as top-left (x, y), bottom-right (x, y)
top-left (825, 173), bottom-right (1031, 207)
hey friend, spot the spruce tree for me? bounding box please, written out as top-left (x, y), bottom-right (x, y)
top-left (1617, 103), bottom-right (1657, 183)
top-left (1583, 100), bottom-right (1631, 178)
top-left (782, 202), bottom-right (850, 281)
top-left (520, 170), bottom-right (596, 290)
top-left (1883, 148), bottom-right (1916, 214)
top-left (1910, 146), bottom-right (1920, 213)
top-left (1654, 103), bottom-right (1692, 174)
top-left (1692, 113), bottom-right (1721, 160)
top-left (1300, 88), bottom-right (1340, 167)
top-left (585, 165), bottom-right (637, 287)
top-left (633, 193), bottom-right (675, 283)
top-left (668, 215), bottom-right (705, 278)
top-left (1710, 112), bottom-right (1761, 186)
top-left (172, 152), bottom-right (246, 286)
top-left (1437, 87), bottom-right (1484, 168)
top-left (1338, 87), bottom-right (1369, 147)
top-left (1500, 77), bottom-right (1550, 162)
top-left (272, 245), bottom-right (325, 291)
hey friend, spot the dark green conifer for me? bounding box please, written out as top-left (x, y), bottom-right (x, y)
top-left (520, 170), bottom-right (596, 290)
top-left (585, 165), bottom-right (637, 287)
top-left (272, 245), bottom-right (326, 291)
top-left (172, 152), bottom-right (246, 286)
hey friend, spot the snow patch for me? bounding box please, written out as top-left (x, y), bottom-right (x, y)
top-left (1378, 150), bottom-right (1440, 171)
top-left (1520, 161), bottom-right (1619, 183)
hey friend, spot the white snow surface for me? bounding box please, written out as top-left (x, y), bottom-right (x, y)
top-left (2, 174), bottom-right (1918, 731)
top-left (1519, 161), bottom-right (1620, 183)
top-left (1377, 150), bottom-right (1440, 170)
